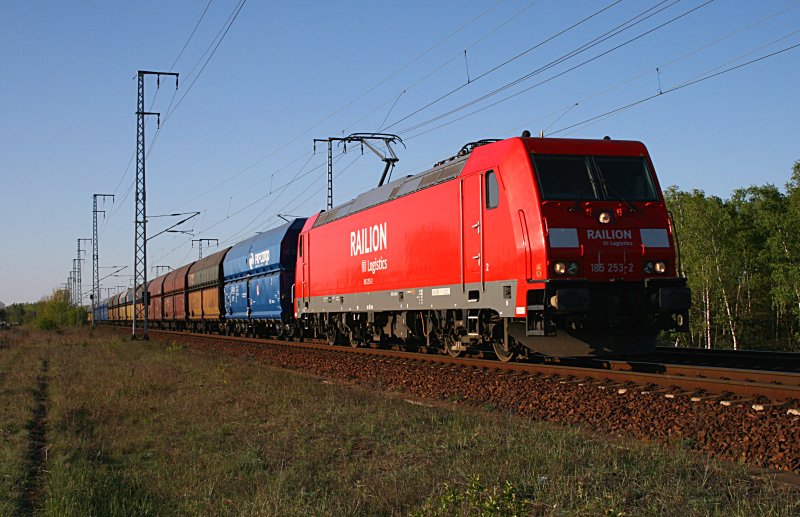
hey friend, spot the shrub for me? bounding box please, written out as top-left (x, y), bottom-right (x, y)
top-left (412, 477), bottom-right (535, 516)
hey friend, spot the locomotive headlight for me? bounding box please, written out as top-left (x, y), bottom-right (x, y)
top-left (567, 261), bottom-right (579, 275)
top-left (598, 211), bottom-right (612, 224)
top-left (644, 261), bottom-right (667, 274)
top-left (554, 261), bottom-right (578, 275)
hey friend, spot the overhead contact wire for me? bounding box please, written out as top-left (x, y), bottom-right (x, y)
top-left (172, 0), bottom-right (515, 212)
top-left (397, 0), bottom-right (696, 135)
top-left (383, 0), bottom-right (627, 132)
top-left (401, 0), bottom-right (713, 138)
top-left (551, 41), bottom-right (800, 135)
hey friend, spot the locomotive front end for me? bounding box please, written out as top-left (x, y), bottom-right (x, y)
top-left (516, 138), bottom-right (690, 356)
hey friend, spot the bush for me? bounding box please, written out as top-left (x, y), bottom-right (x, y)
top-left (412, 477), bottom-right (535, 516)
top-left (27, 290), bottom-right (88, 331)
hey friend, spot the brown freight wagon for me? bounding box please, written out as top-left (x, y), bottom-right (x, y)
top-left (162, 263), bottom-right (193, 330)
top-left (148, 274), bottom-right (167, 325)
top-left (187, 248), bottom-right (231, 333)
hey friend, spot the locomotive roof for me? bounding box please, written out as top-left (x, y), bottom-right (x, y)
top-left (312, 153), bottom-right (468, 228)
top-left (310, 136), bottom-right (652, 228)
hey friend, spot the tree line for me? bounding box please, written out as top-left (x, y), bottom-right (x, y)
top-left (665, 160), bottom-right (800, 351)
top-left (3, 289), bottom-right (87, 331)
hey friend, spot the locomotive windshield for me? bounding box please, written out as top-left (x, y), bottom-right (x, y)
top-left (532, 154), bottom-right (659, 202)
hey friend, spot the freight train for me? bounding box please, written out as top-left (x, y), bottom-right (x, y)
top-left (97, 135), bottom-right (691, 359)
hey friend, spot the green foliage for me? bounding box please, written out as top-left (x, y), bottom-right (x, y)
top-left (34, 290), bottom-right (87, 331)
top-left (666, 159), bottom-right (800, 351)
top-left (5, 303), bottom-right (28, 325)
top-left (411, 477), bottom-right (535, 517)
top-left (7, 290), bottom-right (88, 331)
top-left (164, 341), bottom-right (184, 353)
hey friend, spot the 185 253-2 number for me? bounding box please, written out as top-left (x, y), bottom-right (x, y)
top-left (590, 262), bottom-right (634, 273)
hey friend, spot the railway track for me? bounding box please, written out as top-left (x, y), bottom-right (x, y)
top-left (140, 329), bottom-right (800, 406)
top-left (128, 328), bottom-right (800, 473)
top-left (540, 356), bottom-right (800, 405)
top-left (651, 345), bottom-right (800, 371)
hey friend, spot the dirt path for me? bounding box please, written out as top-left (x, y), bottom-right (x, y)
top-left (18, 357), bottom-right (49, 515)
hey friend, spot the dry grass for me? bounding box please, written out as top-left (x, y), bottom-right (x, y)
top-left (0, 327), bottom-right (797, 516)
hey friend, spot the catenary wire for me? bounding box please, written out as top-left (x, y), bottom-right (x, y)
top-left (164, 0), bottom-right (248, 123)
top-left (397, 0), bottom-right (713, 137)
top-left (100, 0), bottom-right (230, 231)
top-left (382, 0), bottom-right (627, 132)
top-left (149, 151), bottom-right (341, 264)
top-left (170, 0), bottom-right (215, 72)
top-left (100, 0), bottom-right (248, 239)
top-left (341, 0), bottom-right (544, 135)
top-left (395, 0), bottom-right (699, 135)
top-left (166, 0), bottom-right (513, 214)
top-left (551, 41), bottom-right (800, 135)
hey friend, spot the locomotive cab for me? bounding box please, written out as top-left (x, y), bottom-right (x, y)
top-left (507, 137), bottom-right (690, 356)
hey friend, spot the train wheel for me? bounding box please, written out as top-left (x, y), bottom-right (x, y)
top-left (348, 326), bottom-right (368, 348)
top-left (326, 328), bottom-right (339, 346)
top-left (443, 336), bottom-right (463, 358)
top-left (492, 338), bottom-right (518, 363)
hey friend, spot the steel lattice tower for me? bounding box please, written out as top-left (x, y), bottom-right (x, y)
top-left (70, 271), bottom-right (75, 304)
top-left (326, 141), bottom-right (333, 210)
top-left (192, 238), bottom-right (219, 259)
top-left (313, 139), bottom-right (335, 210)
top-left (134, 72), bottom-right (147, 337)
top-left (76, 243), bottom-right (81, 306)
top-left (92, 194), bottom-right (114, 326)
top-left (133, 71), bottom-right (177, 339)
top-left (76, 238), bottom-right (91, 307)
top-left (74, 259), bottom-right (79, 304)
top-left (314, 134), bottom-right (403, 211)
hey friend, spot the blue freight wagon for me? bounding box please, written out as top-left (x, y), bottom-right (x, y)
top-left (222, 219), bottom-right (306, 337)
top-left (97, 298), bottom-right (109, 322)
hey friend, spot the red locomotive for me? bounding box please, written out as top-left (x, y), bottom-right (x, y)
top-left (295, 135), bottom-right (690, 358)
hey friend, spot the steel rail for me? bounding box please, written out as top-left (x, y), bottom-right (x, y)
top-left (141, 329), bottom-right (800, 403)
top-left (653, 346), bottom-right (800, 372)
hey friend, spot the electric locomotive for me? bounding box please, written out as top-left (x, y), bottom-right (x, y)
top-left (294, 135), bottom-right (690, 358)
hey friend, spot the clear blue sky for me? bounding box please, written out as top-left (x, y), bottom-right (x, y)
top-left (1, 0), bottom-right (799, 304)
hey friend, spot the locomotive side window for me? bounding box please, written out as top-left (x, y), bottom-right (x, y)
top-left (593, 156), bottom-right (659, 201)
top-left (485, 170), bottom-right (499, 209)
top-left (533, 155), bottom-right (596, 200)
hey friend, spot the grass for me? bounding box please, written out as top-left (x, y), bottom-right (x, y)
top-left (0, 326), bottom-right (798, 515)
top-left (0, 327), bottom-right (51, 515)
